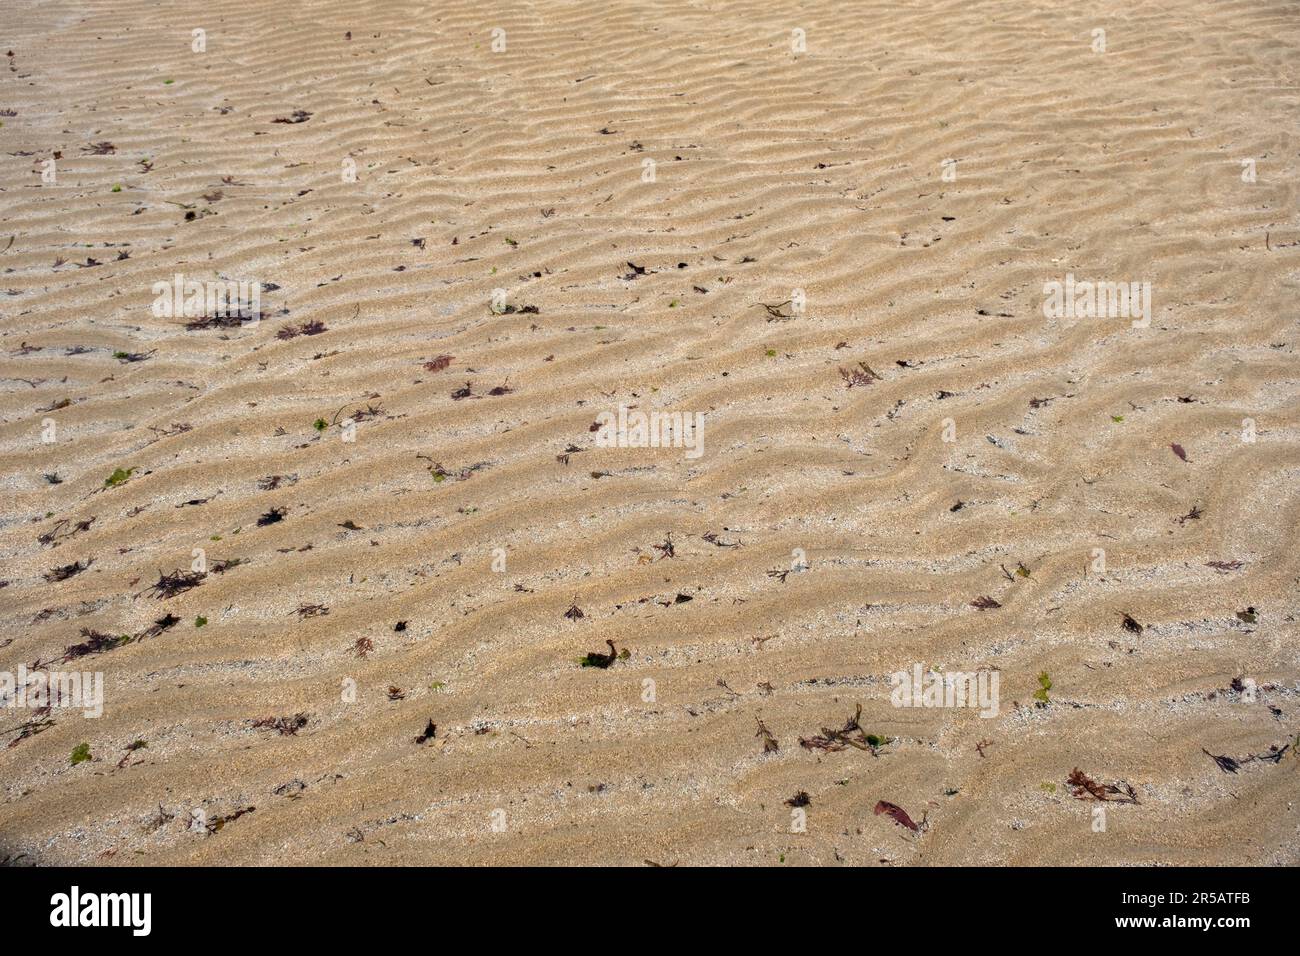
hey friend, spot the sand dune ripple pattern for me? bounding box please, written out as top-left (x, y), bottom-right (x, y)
top-left (1, 0), bottom-right (1298, 865)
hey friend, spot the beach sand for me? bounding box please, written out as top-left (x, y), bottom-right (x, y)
top-left (1, 0), bottom-right (1298, 865)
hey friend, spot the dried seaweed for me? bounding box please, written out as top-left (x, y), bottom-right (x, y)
top-left (1247, 743), bottom-right (1291, 765)
top-left (418, 457), bottom-right (489, 484)
top-left (113, 349), bottom-right (154, 363)
top-left (148, 423), bottom-right (193, 438)
top-left (1206, 560), bottom-right (1244, 573)
top-left (138, 614), bottom-right (181, 640)
top-left (140, 569), bottom-right (206, 599)
top-left (252, 714), bottom-right (308, 736)
top-left (756, 300), bottom-right (795, 321)
top-left (839, 362), bottom-right (883, 388)
top-left (1202, 749), bottom-right (1240, 774)
top-left (755, 717), bottom-right (779, 753)
top-left (1066, 767), bottom-right (1140, 803)
top-left (652, 533), bottom-right (676, 559)
top-left (183, 309), bottom-right (259, 330)
top-left (579, 639), bottom-right (626, 668)
top-left (257, 507), bottom-right (286, 526)
top-left (874, 800), bottom-right (920, 832)
top-left (5, 715), bottom-right (55, 749)
top-left (204, 806), bottom-right (255, 833)
top-left (276, 320), bottom-right (327, 339)
top-left (117, 739), bottom-right (147, 769)
top-left (44, 558), bottom-right (92, 582)
top-left (143, 804), bottom-right (175, 833)
top-left (799, 704), bottom-right (888, 753)
top-left (63, 628), bottom-right (130, 661)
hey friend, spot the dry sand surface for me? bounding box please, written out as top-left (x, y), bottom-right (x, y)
top-left (2, 0), bottom-right (1299, 866)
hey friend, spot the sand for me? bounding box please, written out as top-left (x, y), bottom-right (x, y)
top-left (1, 0), bottom-right (1298, 866)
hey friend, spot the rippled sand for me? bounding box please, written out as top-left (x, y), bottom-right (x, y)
top-left (1, 0), bottom-right (1298, 865)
